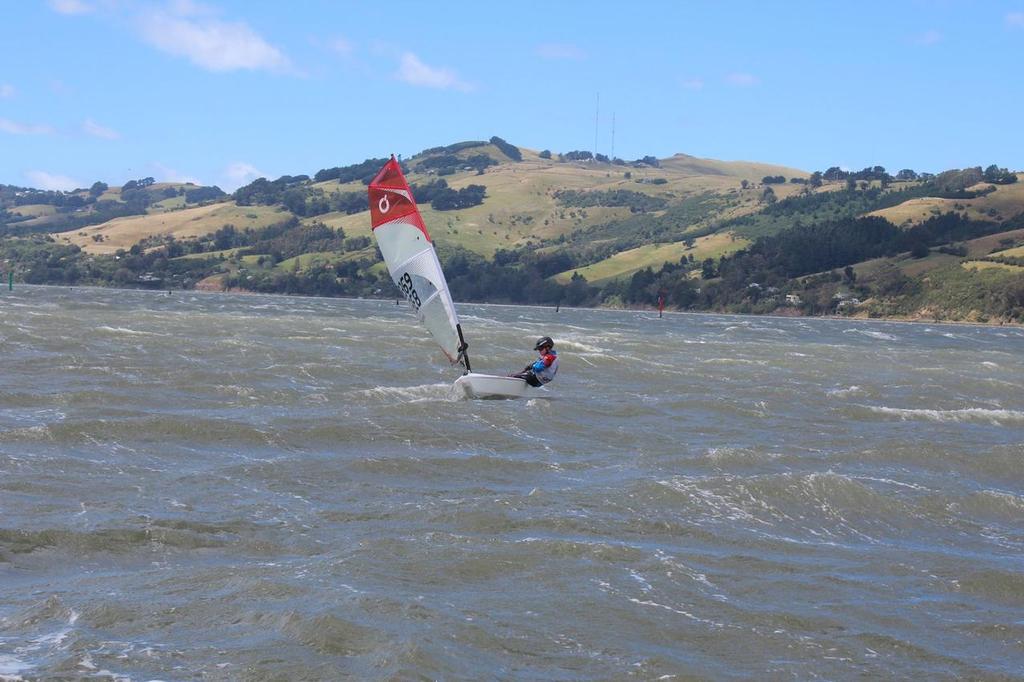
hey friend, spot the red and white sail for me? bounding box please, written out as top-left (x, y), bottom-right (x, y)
top-left (368, 157), bottom-right (465, 366)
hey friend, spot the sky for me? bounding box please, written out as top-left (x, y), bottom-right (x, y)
top-left (2, 1), bottom-right (1023, 191)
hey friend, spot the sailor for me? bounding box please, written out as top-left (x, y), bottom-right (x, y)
top-left (511, 336), bottom-right (559, 387)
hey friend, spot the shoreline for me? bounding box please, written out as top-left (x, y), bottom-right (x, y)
top-left (8, 282), bottom-right (1022, 330)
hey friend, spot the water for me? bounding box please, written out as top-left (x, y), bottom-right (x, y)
top-left (2, 286), bottom-right (1023, 680)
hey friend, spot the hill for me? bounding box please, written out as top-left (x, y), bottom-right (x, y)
top-left (1, 140), bottom-right (1022, 323)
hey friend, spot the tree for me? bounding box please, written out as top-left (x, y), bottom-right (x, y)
top-left (89, 181), bottom-right (108, 197)
top-left (213, 224), bottom-right (238, 250)
top-left (896, 169), bottom-right (918, 181)
top-left (282, 189), bottom-right (307, 216)
top-left (539, 149), bottom-right (552, 159)
top-left (489, 136), bottom-right (522, 161)
top-left (809, 171), bottom-right (823, 188)
top-left (701, 258), bottom-right (717, 279)
top-left (983, 164), bottom-right (1017, 184)
top-left (824, 166), bottom-right (847, 182)
top-left (762, 186), bottom-right (777, 204)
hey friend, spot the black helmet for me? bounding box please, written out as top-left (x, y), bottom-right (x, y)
top-left (533, 336), bottom-right (554, 350)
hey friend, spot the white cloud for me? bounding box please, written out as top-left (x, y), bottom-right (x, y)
top-left (1007, 12), bottom-right (1024, 28)
top-left (82, 118), bottom-right (120, 140)
top-left (726, 72), bottom-right (758, 87)
top-left (224, 161), bottom-right (263, 191)
top-left (152, 162), bottom-right (201, 185)
top-left (535, 43), bottom-right (585, 60)
top-left (913, 29), bottom-right (943, 45)
top-left (0, 84), bottom-right (14, 99)
top-left (48, 0), bottom-right (93, 15)
top-left (167, 0), bottom-right (212, 17)
top-left (396, 52), bottom-right (472, 91)
top-left (0, 118), bottom-right (55, 135)
top-left (680, 77), bottom-right (704, 90)
top-left (330, 37), bottom-right (354, 56)
top-left (26, 170), bottom-right (82, 191)
top-left (137, 5), bottom-right (291, 73)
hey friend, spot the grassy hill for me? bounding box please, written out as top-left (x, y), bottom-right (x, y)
top-left (868, 176), bottom-right (1024, 226)
top-left (2, 140), bottom-right (1023, 322)
top-left (57, 203), bottom-right (289, 255)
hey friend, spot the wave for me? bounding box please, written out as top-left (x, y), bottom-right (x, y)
top-left (843, 329), bottom-right (898, 341)
top-left (349, 453), bottom-right (559, 479)
top-left (27, 417), bottom-right (293, 450)
top-left (0, 524), bottom-right (232, 557)
top-left (701, 447), bottom-right (782, 465)
top-left (556, 339), bottom-right (609, 354)
top-left (0, 425), bottom-right (54, 442)
top-left (94, 326), bottom-right (167, 337)
top-left (701, 358), bottom-right (768, 366)
top-left (860, 405), bottom-right (1024, 425)
top-left (959, 489), bottom-right (1024, 521)
top-left (826, 385), bottom-right (865, 397)
top-left (353, 383), bottom-right (458, 404)
top-left (644, 471), bottom-right (934, 547)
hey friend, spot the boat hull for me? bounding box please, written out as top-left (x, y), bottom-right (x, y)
top-left (454, 373), bottom-right (530, 400)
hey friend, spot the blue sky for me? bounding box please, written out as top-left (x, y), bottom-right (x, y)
top-left (2, 1), bottom-right (1023, 191)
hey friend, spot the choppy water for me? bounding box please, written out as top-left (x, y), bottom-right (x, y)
top-left (2, 286), bottom-right (1023, 680)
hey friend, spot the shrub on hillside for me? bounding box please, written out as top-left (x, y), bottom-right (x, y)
top-left (430, 184), bottom-right (486, 211)
top-left (489, 136), bottom-right (522, 162)
top-left (555, 189), bottom-right (667, 213)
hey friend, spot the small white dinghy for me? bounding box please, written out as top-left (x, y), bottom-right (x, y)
top-left (453, 373), bottom-right (529, 400)
top-left (368, 158), bottom-right (540, 400)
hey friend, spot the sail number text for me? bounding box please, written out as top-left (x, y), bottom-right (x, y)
top-left (398, 272), bottom-right (421, 310)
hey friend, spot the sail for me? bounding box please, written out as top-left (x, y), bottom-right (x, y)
top-left (368, 157), bottom-right (466, 366)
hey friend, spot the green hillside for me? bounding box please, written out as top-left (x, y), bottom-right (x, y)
top-left (2, 140), bottom-right (1023, 323)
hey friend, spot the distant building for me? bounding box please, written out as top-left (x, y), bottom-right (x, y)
top-left (785, 294), bottom-right (802, 305)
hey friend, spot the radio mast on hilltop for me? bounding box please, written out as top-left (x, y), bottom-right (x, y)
top-left (594, 92), bottom-right (600, 159)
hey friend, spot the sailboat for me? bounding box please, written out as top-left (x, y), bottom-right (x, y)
top-left (368, 156), bottom-right (529, 399)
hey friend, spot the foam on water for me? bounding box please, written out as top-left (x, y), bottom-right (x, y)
top-left (863, 405), bottom-right (1024, 425)
top-left (844, 328), bottom-right (899, 341)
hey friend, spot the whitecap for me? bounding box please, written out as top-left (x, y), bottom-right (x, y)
top-left (863, 405), bottom-right (1024, 425)
top-left (827, 385), bottom-right (864, 397)
top-left (94, 326), bottom-right (165, 337)
top-left (844, 329), bottom-right (897, 341)
top-left (355, 383), bottom-right (454, 404)
top-left (555, 339), bottom-right (608, 354)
